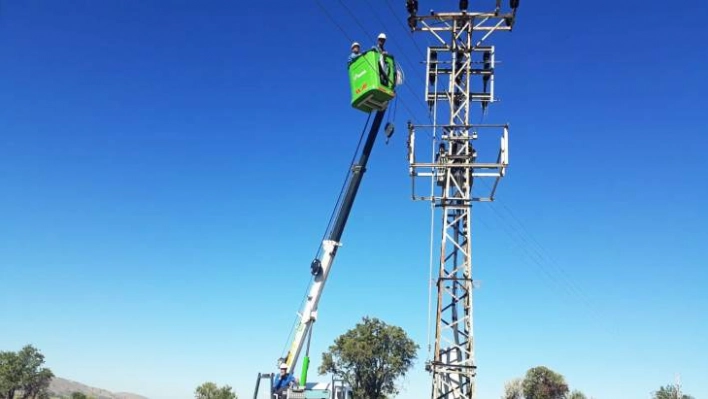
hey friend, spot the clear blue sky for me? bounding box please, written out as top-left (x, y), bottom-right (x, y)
top-left (2, 1), bottom-right (707, 398)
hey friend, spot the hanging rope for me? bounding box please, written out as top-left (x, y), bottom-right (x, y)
top-left (426, 55), bottom-right (440, 360)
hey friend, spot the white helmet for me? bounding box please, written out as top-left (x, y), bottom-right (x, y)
top-left (351, 41), bottom-right (360, 49)
top-left (279, 363), bottom-right (288, 369)
top-left (378, 33), bottom-right (387, 40)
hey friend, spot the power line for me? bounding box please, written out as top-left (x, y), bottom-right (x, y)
top-left (474, 178), bottom-right (599, 307)
top-left (334, 0), bottom-right (434, 124)
top-left (312, 0), bottom-right (424, 124)
top-left (360, 0), bottom-right (436, 124)
top-left (314, 0), bottom-right (353, 43)
top-left (470, 180), bottom-right (605, 323)
top-left (382, 0), bottom-right (428, 59)
top-left (337, 0), bottom-right (375, 43)
top-left (477, 194), bottom-right (611, 331)
top-left (362, 0), bottom-right (428, 83)
top-left (495, 197), bottom-right (592, 300)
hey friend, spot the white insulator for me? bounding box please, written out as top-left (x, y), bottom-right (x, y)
top-left (396, 64), bottom-right (405, 86)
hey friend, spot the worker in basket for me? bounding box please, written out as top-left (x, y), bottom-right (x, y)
top-left (373, 33), bottom-right (392, 87)
top-left (372, 32), bottom-right (388, 54)
top-left (348, 41), bottom-right (361, 65)
top-left (273, 363), bottom-right (297, 399)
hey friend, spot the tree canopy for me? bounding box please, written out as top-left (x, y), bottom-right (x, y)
top-left (652, 384), bottom-right (694, 399)
top-left (521, 366), bottom-right (569, 399)
top-left (194, 382), bottom-right (237, 399)
top-left (318, 316), bottom-right (418, 399)
top-left (567, 390), bottom-right (587, 399)
top-left (502, 366), bottom-right (589, 399)
top-left (0, 344), bottom-right (54, 399)
top-left (502, 378), bottom-right (523, 399)
top-left (504, 367), bottom-right (696, 399)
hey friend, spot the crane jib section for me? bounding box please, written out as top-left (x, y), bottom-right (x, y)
top-left (282, 109), bottom-right (386, 376)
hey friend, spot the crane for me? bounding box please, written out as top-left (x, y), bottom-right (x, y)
top-left (252, 48), bottom-right (399, 399)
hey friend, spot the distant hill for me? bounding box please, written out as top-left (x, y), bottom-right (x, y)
top-left (48, 377), bottom-right (148, 399)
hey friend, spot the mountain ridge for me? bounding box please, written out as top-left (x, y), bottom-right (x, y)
top-left (48, 376), bottom-right (148, 399)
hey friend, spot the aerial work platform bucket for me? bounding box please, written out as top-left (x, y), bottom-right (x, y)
top-left (348, 50), bottom-right (397, 113)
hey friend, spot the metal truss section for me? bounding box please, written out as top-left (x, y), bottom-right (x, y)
top-left (407, 123), bottom-right (508, 203)
top-left (425, 45), bottom-right (496, 109)
top-left (429, 151), bottom-right (476, 399)
top-left (405, 2), bottom-right (518, 399)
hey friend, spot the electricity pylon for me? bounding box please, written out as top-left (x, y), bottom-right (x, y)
top-left (405, 1), bottom-right (519, 398)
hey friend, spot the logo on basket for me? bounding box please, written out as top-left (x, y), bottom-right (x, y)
top-left (355, 83), bottom-right (368, 94)
top-left (354, 70), bottom-right (367, 79)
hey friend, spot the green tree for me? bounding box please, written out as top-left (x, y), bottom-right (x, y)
top-left (194, 382), bottom-right (237, 399)
top-left (0, 351), bottom-right (21, 399)
top-left (521, 366), bottom-right (568, 399)
top-left (318, 316), bottom-right (419, 399)
top-left (567, 390), bottom-right (587, 399)
top-left (70, 392), bottom-right (89, 399)
top-left (502, 378), bottom-right (523, 399)
top-left (0, 345), bottom-right (54, 399)
top-left (652, 384), bottom-right (694, 399)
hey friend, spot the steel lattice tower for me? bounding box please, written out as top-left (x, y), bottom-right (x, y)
top-left (405, 1), bottom-right (519, 398)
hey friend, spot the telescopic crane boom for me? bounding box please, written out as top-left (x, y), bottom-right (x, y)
top-left (253, 109), bottom-right (388, 399)
top-left (283, 109), bottom-right (386, 377)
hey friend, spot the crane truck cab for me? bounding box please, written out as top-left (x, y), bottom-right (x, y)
top-left (348, 48), bottom-right (399, 113)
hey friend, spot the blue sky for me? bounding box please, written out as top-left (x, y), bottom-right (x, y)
top-left (1, 1), bottom-right (707, 398)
